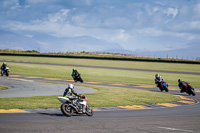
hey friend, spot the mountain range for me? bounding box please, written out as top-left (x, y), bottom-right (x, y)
top-left (0, 30), bottom-right (199, 60)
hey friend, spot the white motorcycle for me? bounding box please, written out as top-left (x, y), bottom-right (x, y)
top-left (57, 95), bottom-right (93, 117)
top-left (1, 67), bottom-right (10, 76)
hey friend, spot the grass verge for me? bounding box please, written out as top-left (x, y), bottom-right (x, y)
top-left (1, 55), bottom-right (200, 73)
top-left (0, 86), bottom-right (8, 91)
top-left (6, 62), bottom-right (200, 87)
top-left (0, 85), bottom-right (180, 109)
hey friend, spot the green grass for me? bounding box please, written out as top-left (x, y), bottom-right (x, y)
top-left (0, 86), bottom-right (8, 91)
top-left (1, 55), bottom-right (200, 73)
top-left (0, 85), bottom-right (180, 109)
top-left (6, 62), bottom-right (200, 87)
top-left (0, 55), bottom-right (197, 109)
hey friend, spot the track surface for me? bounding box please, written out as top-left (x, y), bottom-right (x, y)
top-left (0, 78), bottom-right (96, 97)
top-left (0, 60), bottom-right (200, 133)
top-left (0, 77), bottom-right (199, 133)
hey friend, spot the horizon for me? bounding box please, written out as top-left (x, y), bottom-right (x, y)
top-left (0, 0), bottom-right (200, 60)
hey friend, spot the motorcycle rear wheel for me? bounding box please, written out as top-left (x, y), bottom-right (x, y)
top-left (85, 105), bottom-right (93, 116)
top-left (158, 87), bottom-right (163, 92)
top-left (61, 103), bottom-right (73, 117)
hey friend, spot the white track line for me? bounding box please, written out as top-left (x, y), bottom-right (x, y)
top-left (158, 126), bottom-right (193, 132)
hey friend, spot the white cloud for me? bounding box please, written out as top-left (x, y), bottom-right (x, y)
top-left (164, 7), bottom-right (179, 18)
top-left (85, 0), bottom-right (91, 6)
top-left (24, 34), bottom-right (33, 38)
top-left (138, 28), bottom-right (165, 36)
top-left (194, 2), bottom-right (200, 17)
top-left (11, 2), bottom-right (20, 10)
top-left (153, 7), bottom-right (159, 13)
top-left (48, 9), bottom-right (70, 23)
top-left (190, 21), bottom-right (200, 29)
top-left (26, 0), bottom-right (57, 4)
top-left (172, 20), bottom-right (200, 32)
top-left (3, 0), bottom-right (18, 7)
top-left (115, 29), bottom-right (130, 41)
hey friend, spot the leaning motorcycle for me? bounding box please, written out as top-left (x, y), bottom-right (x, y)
top-left (72, 73), bottom-right (83, 83)
top-left (182, 86), bottom-right (195, 96)
top-left (57, 95), bottom-right (93, 117)
top-left (1, 67), bottom-right (10, 76)
top-left (156, 81), bottom-right (169, 92)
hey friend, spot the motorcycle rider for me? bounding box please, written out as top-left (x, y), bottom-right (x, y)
top-left (155, 74), bottom-right (163, 86)
top-left (178, 79), bottom-right (192, 93)
top-left (71, 68), bottom-right (80, 81)
top-left (63, 84), bottom-right (85, 113)
top-left (1, 62), bottom-right (7, 75)
top-left (63, 84), bottom-right (80, 98)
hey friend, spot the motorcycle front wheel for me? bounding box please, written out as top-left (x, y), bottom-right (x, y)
top-left (6, 71), bottom-right (9, 76)
top-left (190, 89), bottom-right (195, 96)
top-left (85, 105), bottom-right (93, 116)
top-left (163, 86), bottom-right (169, 92)
top-left (79, 77), bottom-right (83, 83)
top-left (61, 103), bottom-right (73, 117)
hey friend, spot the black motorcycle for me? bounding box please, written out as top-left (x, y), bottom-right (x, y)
top-left (181, 86), bottom-right (195, 96)
top-left (1, 67), bottom-right (10, 76)
top-left (72, 73), bottom-right (83, 83)
top-left (156, 81), bottom-right (169, 92)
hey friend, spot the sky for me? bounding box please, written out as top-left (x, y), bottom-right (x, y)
top-left (0, 0), bottom-right (200, 59)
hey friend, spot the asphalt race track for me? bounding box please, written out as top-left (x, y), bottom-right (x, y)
top-left (0, 77), bottom-right (200, 133)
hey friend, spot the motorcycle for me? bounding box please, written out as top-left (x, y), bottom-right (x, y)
top-left (156, 81), bottom-right (169, 92)
top-left (1, 67), bottom-right (10, 76)
top-left (57, 95), bottom-right (93, 117)
top-left (72, 73), bottom-right (83, 83)
top-left (181, 85), bottom-right (195, 96)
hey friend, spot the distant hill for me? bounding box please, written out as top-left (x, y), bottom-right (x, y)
top-left (0, 30), bottom-right (130, 53)
top-left (0, 30), bottom-right (199, 60)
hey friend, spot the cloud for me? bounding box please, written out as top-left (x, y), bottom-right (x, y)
top-left (26, 0), bottom-right (57, 4)
top-left (138, 28), bottom-right (166, 36)
top-left (194, 2), bottom-right (200, 17)
top-left (0, 0), bottom-right (200, 58)
top-left (48, 9), bottom-right (70, 22)
top-left (85, 0), bottom-right (91, 6)
top-left (164, 7), bottom-right (179, 18)
top-left (11, 1), bottom-right (20, 10)
top-left (24, 34), bottom-right (33, 38)
top-left (111, 29), bottom-right (130, 42)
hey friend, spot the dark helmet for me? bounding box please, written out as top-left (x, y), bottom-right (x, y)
top-left (155, 74), bottom-right (159, 77)
top-left (178, 79), bottom-right (182, 83)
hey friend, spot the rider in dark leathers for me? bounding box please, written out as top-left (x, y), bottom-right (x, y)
top-left (155, 74), bottom-right (163, 86)
top-left (178, 79), bottom-right (192, 93)
top-left (71, 68), bottom-right (80, 81)
top-left (1, 62), bottom-right (7, 75)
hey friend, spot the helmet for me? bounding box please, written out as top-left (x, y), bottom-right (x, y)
top-left (73, 68), bottom-right (76, 71)
top-left (155, 74), bottom-right (159, 77)
top-left (68, 84), bottom-right (74, 89)
top-left (3, 62), bottom-right (6, 64)
top-left (178, 79), bottom-right (182, 83)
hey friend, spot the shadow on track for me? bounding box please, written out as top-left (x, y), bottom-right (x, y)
top-left (38, 112), bottom-right (87, 117)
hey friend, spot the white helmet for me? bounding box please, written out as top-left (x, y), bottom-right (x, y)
top-left (68, 84), bottom-right (74, 89)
